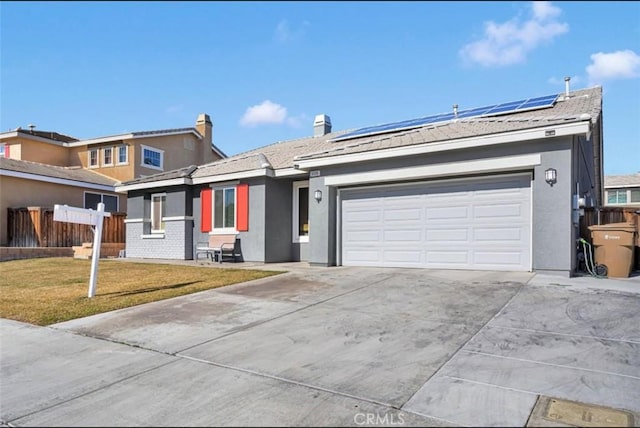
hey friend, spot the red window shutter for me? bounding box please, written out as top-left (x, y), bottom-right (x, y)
top-left (236, 183), bottom-right (249, 232)
top-left (4, 144), bottom-right (9, 158)
top-left (201, 188), bottom-right (212, 232)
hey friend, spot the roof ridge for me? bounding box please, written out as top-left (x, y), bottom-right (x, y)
top-left (227, 128), bottom-right (356, 159)
top-left (0, 157), bottom-right (71, 170)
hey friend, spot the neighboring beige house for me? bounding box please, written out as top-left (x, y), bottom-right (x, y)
top-left (604, 173), bottom-right (640, 206)
top-left (0, 114), bottom-right (226, 246)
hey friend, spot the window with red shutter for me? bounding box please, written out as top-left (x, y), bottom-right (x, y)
top-left (201, 188), bottom-right (212, 232)
top-left (236, 183), bottom-right (249, 231)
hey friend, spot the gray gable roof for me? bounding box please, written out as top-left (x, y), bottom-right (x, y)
top-left (604, 173), bottom-right (640, 188)
top-left (124, 164), bottom-right (198, 185)
top-left (0, 157), bottom-right (118, 187)
top-left (295, 87), bottom-right (601, 161)
top-left (16, 129), bottom-right (79, 143)
top-left (122, 86), bottom-right (602, 187)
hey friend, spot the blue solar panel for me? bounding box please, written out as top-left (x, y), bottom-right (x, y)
top-left (331, 93), bottom-right (558, 142)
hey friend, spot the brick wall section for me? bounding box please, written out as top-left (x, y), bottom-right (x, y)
top-left (0, 247), bottom-right (74, 261)
top-left (125, 219), bottom-right (192, 259)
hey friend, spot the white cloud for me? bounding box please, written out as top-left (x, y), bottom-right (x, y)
top-left (273, 19), bottom-right (310, 43)
top-left (274, 20), bottom-right (291, 43)
top-left (240, 100), bottom-right (288, 127)
top-left (460, 1), bottom-right (568, 67)
top-left (586, 50), bottom-right (640, 84)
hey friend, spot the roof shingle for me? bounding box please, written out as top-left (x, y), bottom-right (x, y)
top-left (0, 157), bottom-right (118, 186)
top-left (125, 86), bottom-right (603, 186)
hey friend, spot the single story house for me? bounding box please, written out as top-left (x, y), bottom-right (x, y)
top-left (117, 86), bottom-right (603, 277)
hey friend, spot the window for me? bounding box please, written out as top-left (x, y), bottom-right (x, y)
top-left (200, 184), bottom-right (248, 233)
top-left (117, 145), bottom-right (128, 164)
top-left (292, 181), bottom-right (309, 243)
top-left (607, 188), bottom-right (640, 205)
top-left (89, 149), bottom-right (98, 167)
top-left (213, 187), bottom-right (235, 231)
top-left (141, 145), bottom-right (163, 170)
top-left (0, 143), bottom-right (7, 158)
top-left (103, 147), bottom-right (113, 166)
top-left (84, 192), bottom-right (119, 212)
top-left (151, 193), bottom-right (166, 233)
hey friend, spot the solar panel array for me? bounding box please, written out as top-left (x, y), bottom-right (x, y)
top-left (331, 93), bottom-right (559, 142)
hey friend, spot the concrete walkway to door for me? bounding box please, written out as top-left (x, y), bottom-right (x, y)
top-left (2, 263), bottom-right (639, 427)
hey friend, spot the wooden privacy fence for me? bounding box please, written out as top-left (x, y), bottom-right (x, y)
top-left (580, 206), bottom-right (640, 241)
top-left (7, 207), bottom-right (125, 247)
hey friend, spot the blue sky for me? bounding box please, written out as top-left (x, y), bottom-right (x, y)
top-left (1, 1), bottom-right (639, 175)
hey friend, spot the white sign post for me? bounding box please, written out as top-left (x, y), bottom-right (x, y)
top-left (54, 202), bottom-right (111, 298)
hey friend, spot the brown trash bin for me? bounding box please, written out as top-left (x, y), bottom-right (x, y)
top-left (588, 222), bottom-right (637, 278)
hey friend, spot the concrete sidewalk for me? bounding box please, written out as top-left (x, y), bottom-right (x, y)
top-left (1, 267), bottom-right (639, 427)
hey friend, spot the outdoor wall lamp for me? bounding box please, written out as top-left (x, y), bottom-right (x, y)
top-left (314, 190), bottom-right (323, 202)
top-left (545, 168), bottom-right (557, 186)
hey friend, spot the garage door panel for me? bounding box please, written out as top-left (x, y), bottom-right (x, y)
top-left (426, 229), bottom-right (470, 242)
top-left (426, 250), bottom-right (470, 264)
top-left (474, 227), bottom-right (523, 241)
top-left (343, 249), bottom-right (381, 263)
top-left (383, 207), bottom-right (422, 221)
top-left (384, 250), bottom-right (422, 263)
top-left (474, 203), bottom-right (523, 218)
top-left (341, 175), bottom-right (531, 271)
top-left (426, 206), bottom-right (470, 220)
top-left (344, 230), bottom-right (381, 243)
top-left (343, 209), bottom-right (381, 223)
top-left (383, 230), bottom-right (423, 242)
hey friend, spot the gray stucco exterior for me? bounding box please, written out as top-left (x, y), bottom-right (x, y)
top-left (118, 87), bottom-right (603, 277)
top-left (305, 133), bottom-right (598, 275)
top-left (190, 177), bottom-right (299, 263)
top-left (125, 185), bottom-right (193, 260)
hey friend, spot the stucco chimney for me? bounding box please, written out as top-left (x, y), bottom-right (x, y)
top-left (195, 113), bottom-right (214, 161)
top-left (313, 114), bottom-right (332, 137)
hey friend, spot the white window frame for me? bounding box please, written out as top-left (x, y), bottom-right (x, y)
top-left (292, 180), bottom-right (309, 243)
top-left (0, 144), bottom-right (6, 158)
top-left (88, 149), bottom-right (99, 168)
top-left (151, 192), bottom-right (167, 233)
top-left (141, 144), bottom-right (164, 171)
top-left (116, 144), bottom-right (128, 165)
top-left (606, 188), bottom-right (640, 205)
top-left (103, 146), bottom-right (114, 166)
top-left (211, 185), bottom-right (237, 234)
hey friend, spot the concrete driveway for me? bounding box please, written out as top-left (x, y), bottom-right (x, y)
top-left (2, 265), bottom-right (639, 427)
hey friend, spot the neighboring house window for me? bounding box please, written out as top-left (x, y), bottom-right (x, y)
top-left (89, 149), bottom-right (98, 167)
top-left (151, 193), bottom-right (166, 233)
top-left (117, 145), bottom-right (128, 165)
top-left (103, 147), bottom-right (113, 166)
top-left (200, 184), bottom-right (248, 233)
top-left (0, 143), bottom-right (8, 158)
top-left (292, 181), bottom-right (309, 243)
top-left (141, 145), bottom-right (163, 170)
top-left (84, 192), bottom-right (119, 212)
top-left (607, 188), bottom-right (640, 205)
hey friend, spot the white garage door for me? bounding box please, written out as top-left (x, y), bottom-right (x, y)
top-left (340, 175), bottom-right (531, 271)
